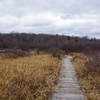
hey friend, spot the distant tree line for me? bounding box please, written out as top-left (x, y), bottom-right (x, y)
top-left (0, 33), bottom-right (100, 53)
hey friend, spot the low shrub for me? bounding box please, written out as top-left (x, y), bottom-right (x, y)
top-left (85, 57), bottom-right (100, 74)
top-left (0, 49), bottom-right (31, 58)
top-left (45, 47), bottom-right (66, 59)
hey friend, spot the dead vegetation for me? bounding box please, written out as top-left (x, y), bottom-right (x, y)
top-left (0, 49), bottom-right (31, 58)
top-left (71, 52), bottom-right (100, 100)
top-left (0, 54), bottom-right (61, 100)
top-left (0, 33), bottom-right (100, 100)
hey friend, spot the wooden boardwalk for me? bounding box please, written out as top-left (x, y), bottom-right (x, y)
top-left (51, 56), bottom-right (87, 100)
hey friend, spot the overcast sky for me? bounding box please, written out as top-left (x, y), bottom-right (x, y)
top-left (0, 0), bottom-right (100, 38)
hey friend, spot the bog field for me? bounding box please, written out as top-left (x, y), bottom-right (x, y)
top-left (0, 34), bottom-right (100, 100)
top-left (0, 54), bottom-right (61, 100)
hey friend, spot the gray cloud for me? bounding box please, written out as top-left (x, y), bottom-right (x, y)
top-left (0, 0), bottom-right (100, 38)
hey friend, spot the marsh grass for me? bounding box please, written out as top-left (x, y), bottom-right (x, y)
top-left (0, 55), bottom-right (61, 100)
top-left (72, 53), bottom-right (100, 100)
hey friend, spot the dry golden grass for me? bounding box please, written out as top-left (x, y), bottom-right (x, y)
top-left (0, 54), bottom-right (61, 100)
top-left (71, 53), bottom-right (100, 100)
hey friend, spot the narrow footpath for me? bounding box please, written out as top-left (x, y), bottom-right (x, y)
top-left (51, 56), bottom-right (87, 100)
